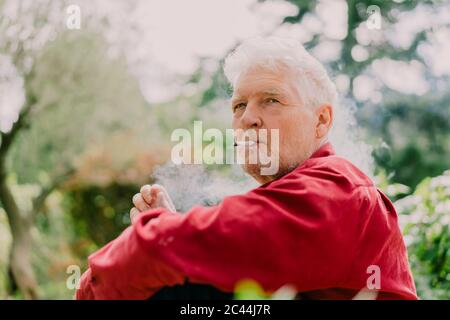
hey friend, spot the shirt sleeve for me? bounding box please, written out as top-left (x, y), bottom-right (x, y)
top-left (76, 169), bottom-right (357, 299)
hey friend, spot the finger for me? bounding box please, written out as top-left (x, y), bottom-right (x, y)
top-left (150, 184), bottom-right (161, 199)
top-left (140, 184), bottom-right (153, 205)
top-left (152, 184), bottom-right (168, 196)
top-left (156, 192), bottom-right (176, 212)
top-left (158, 185), bottom-right (176, 211)
top-left (160, 191), bottom-right (176, 212)
top-left (164, 191), bottom-right (176, 212)
top-left (152, 184), bottom-right (176, 211)
top-left (130, 207), bottom-right (139, 222)
top-left (155, 192), bottom-right (166, 208)
top-left (132, 193), bottom-right (150, 212)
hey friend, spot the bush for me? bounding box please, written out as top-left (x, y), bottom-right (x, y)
top-left (396, 170), bottom-right (450, 299)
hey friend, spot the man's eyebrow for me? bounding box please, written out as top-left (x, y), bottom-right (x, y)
top-left (231, 89), bottom-right (286, 101)
top-left (231, 95), bottom-right (246, 104)
top-left (259, 88), bottom-right (286, 96)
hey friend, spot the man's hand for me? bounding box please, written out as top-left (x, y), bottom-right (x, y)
top-left (130, 184), bottom-right (176, 222)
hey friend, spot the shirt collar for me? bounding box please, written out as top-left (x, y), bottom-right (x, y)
top-left (258, 142), bottom-right (335, 188)
top-left (309, 141), bottom-right (335, 159)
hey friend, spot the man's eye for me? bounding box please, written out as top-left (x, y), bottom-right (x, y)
top-left (233, 103), bottom-right (246, 111)
top-left (266, 98), bottom-right (280, 104)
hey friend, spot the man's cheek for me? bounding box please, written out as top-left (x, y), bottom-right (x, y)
top-left (231, 116), bottom-right (240, 129)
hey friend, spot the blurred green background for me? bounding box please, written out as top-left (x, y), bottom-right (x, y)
top-left (0, 0), bottom-right (448, 299)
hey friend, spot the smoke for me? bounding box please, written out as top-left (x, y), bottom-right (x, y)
top-left (329, 97), bottom-right (374, 178)
top-left (152, 163), bottom-right (257, 211)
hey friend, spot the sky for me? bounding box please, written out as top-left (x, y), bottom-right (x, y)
top-left (88, 0), bottom-right (299, 103)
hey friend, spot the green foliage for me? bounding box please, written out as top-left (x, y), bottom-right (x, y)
top-left (63, 184), bottom-right (137, 248)
top-left (0, 182), bottom-right (82, 299)
top-left (234, 280), bottom-right (269, 300)
top-left (234, 280), bottom-right (297, 300)
top-left (9, 30), bottom-right (152, 185)
top-left (373, 168), bottom-right (410, 201)
top-left (32, 191), bottom-right (83, 299)
top-left (0, 208), bottom-right (12, 299)
top-left (367, 93), bottom-right (450, 189)
top-left (396, 170), bottom-right (450, 299)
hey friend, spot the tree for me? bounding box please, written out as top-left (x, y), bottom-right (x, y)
top-left (0, 0), bottom-right (157, 298)
top-left (0, 0), bottom-right (65, 298)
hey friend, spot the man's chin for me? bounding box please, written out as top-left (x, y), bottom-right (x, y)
top-left (241, 163), bottom-right (260, 175)
top-left (241, 162), bottom-right (300, 184)
top-left (241, 163), bottom-right (277, 184)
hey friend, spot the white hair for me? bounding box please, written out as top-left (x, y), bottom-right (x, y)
top-left (223, 36), bottom-right (338, 110)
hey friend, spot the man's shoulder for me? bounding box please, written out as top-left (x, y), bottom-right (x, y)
top-left (290, 153), bottom-right (374, 189)
top-left (260, 154), bottom-right (378, 212)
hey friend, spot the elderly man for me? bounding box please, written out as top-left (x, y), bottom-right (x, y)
top-left (76, 37), bottom-right (417, 300)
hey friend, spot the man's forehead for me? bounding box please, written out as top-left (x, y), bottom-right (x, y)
top-left (232, 67), bottom-right (296, 100)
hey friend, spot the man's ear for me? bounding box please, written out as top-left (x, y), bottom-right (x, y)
top-left (315, 104), bottom-right (333, 139)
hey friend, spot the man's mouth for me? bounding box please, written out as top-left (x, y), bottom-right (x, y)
top-left (234, 140), bottom-right (258, 147)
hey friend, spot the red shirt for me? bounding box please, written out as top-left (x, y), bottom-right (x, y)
top-left (76, 142), bottom-right (417, 300)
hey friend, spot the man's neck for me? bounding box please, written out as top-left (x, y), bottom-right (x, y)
top-left (252, 138), bottom-right (329, 185)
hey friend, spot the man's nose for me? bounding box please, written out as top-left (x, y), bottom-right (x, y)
top-left (240, 103), bottom-right (262, 129)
